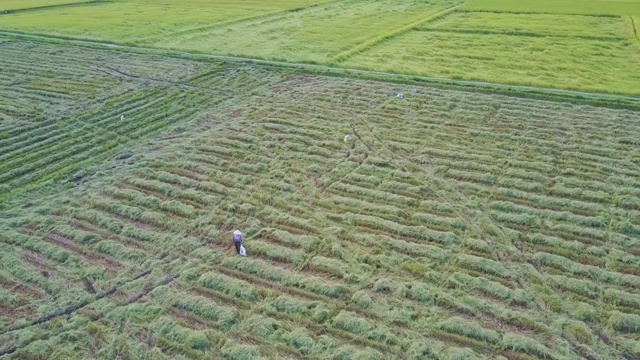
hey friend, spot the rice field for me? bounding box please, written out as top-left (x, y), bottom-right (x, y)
top-left (425, 12), bottom-right (634, 38)
top-left (461, 0), bottom-right (640, 16)
top-left (140, 0), bottom-right (458, 64)
top-left (0, 0), bottom-right (91, 12)
top-left (340, 26), bottom-right (640, 94)
top-left (0, 0), bottom-right (639, 93)
top-left (0, 0), bottom-right (332, 41)
top-left (339, 4), bottom-right (640, 94)
top-left (1, 36), bottom-right (640, 359)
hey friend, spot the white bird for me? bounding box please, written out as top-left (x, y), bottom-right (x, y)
top-left (344, 135), bottom-right (351, 142)
top-left (120, 115), bottom-right (124, 121)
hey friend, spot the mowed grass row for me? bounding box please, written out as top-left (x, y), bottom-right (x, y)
top-left (3, 41), bottom-right (640, 359)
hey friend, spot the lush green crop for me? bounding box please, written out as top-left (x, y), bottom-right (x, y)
top-left (0, 0), bottom-right (91, 11)
top-left (426, 11), bottom-right (634, 38)
top-left (340, 28), bottom-right (640, 94)
top-left (0, 0), bottom-right (638, 93)
top-left (462, 0), bottom-right (640, 16)
top-left (0, 0), bottom-right (331, 41)
top-left (144, 0), bottom-right (454, 64)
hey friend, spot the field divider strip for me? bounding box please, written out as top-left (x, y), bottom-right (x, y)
top-left (0, 31), bottom-right (638, 105)
top-left (330, 4), bottom-right (462, 63)
top-left (631, 15), bottom-right (640, 46)
top-left (459, 9), bottom-right (624, 18)
top-left (413, 27), bottom-right (627, 41)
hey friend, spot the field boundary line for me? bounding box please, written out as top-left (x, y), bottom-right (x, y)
top-left (631, 15), bottom-right (640, 46)
top-left (1, 31), bottom-right (639, 105)
top-left (330, 5), bottom-right (462, 63)
top-left (413, 27), bottom-right (626, 42)
top-left (458, 9), bottom-right (622, 18)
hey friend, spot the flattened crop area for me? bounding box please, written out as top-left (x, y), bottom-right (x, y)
top-left (0, 37), bottom-right (240, 200)
top-left (1, 38), bottom-right (640, 359)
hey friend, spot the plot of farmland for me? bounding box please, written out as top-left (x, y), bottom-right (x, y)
top-left (341, 15), bottom-right (640, 94)
top-left (0, 0), bottom-right (92, 11)
top-left (0, 0), bottom-right (331, 41)
top-left (0, 38), bottom-right (232, 200)
top-left (1, 38), bottom-right (640, 359)
top-left (425, 11), bottom-right (635, 38)
top-left (462, 0), bottom-right (640, 16)
top-left (0, 0), bottom-right (639, 93)
top-left (141, 0), bottom-right (459, 63)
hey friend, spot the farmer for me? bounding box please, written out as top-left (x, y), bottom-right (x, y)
top-left (232, 230), bottom-right (243, 255)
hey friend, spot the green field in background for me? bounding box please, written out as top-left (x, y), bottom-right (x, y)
top-left (0, 0), bottom-right (91, 11)
top-left (339, 11), bottom-right (640, 94)
top-left (0, 0), bottom-right (331, 41)
top-left (141, 0), bottom-right (455, 64)
top-left (462, 0), bottom-right (640, 16)
top-left (0, 0), bottom-right (638, 94)
top-left (425, 11), bottom-right (634, 37)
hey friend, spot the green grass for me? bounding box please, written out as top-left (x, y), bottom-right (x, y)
top-left (0, 0), bottom-right (91, 11)
top-left (341, 29), bottom-right (640, 94)
top-left (1, 36), bottom-right (640, 359)
top-left (141, 0), bottom-right (456, 63)
top-left (0, 0), bottom-right (638, 93)
top-left (462, 0), bottom-right (640, 16)
top-left (426, 11), bottom-right (635, 38)
top-left (0, 0), bottom-right (331, 41)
